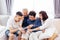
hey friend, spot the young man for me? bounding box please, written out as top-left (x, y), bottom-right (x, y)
top-left (22, 8), bottom-right (29, 28)
top-left (5, 11), bottom-right (23, 40)
top-left (21, 11), bottom-right (42, 40)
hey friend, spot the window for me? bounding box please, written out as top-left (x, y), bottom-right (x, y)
top-left (11, 0), bottom-right (55, 19)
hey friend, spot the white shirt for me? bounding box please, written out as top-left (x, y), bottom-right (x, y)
top-left (40, 19), bottom-right (55, 30)
top-left (7, 17), bottom-right (23, 29)
top-left (39, 19), bottom-right (57, 37)
top-left (41, 20), bottom-right (44, 25)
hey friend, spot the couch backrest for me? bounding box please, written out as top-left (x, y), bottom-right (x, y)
top-left (52, 19), bottom-right (60, 34)
top-left (0, 16), bottom-right (60, 33)
top-left (0, 15), bottom-right (10, 26)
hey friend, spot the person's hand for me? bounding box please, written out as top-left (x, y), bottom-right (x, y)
top-left (26, 29), bottom-right (33, 34)
top-left (19, 28), bottom-right (24, 31)
top-left (21, 30), bottom-right (26, 34)
top-left (27, 24), bottom-right (33, 29)
top-left (19, 28), bottom-right (26, 34)
top-left (27, 26), bottom-right (31, 29)
top-left (42, 29), bottom-right (45, 33)
top-left (29, 24), bottom-right (33, 27)
top-left (27, 29), bottom-right (33, 33)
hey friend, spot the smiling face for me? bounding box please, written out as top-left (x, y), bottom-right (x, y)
top-left (14, 15), bottom-right (22, 22)
top-left (29, 15), bottom-right (35, 20)
top-left (29, 11), bottom-right (36, 21)
top-left (23, 9), bottom-right (28, 16)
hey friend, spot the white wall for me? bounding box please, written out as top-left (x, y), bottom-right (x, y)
top-left (11, 0), bottom-right (55, 19)
top-left (0, 0), bottom-right (7, 15)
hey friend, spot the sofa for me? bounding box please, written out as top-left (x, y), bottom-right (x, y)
top-left (0, 15), bottom-right (18, 40)
top-left (0, 15), bottom-right (9, 40)
top-left (0, 15), bottom-right (60, 40)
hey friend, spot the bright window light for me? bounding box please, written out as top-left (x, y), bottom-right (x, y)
top-left (11, 0), bottom-right (55, 19)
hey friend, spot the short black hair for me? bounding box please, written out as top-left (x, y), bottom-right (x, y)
top-left (16, 11), bottom-right (23, 16)
top-left (39, 11), bottom-right (48, 21)
top-left (29, 11), bottom-right (36, 17)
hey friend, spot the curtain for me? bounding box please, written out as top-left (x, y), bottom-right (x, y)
top-left (12, 0), bottom-right (54, 19)
top-left (54, 0), bottom-right (60, 18)
top-left (0, 0), bottom-right (13, 15)
top-left (6, 0), bottom-right (13, 15)
top-left (0, 0), bottom-right (7, 15)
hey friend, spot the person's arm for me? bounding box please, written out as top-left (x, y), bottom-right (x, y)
top-left (39, 19), bottom-right (50, 30)
top-left (31, 19), bottom-right (50, 31)
top-left (26, 22), bottom-right (41, 29)
top-left (32, 19), bottom-right (42, 28)
top-left (9, 26), bottom-right (18, 33)
top-left (7, 18), bottom-right (19, 33)
top-left (26, 24), bottom-right (34, 29)
top-left (26, 27), bottom-right (40, 33)
top-left (19, 18), bottom-right (25, 32)
top-left (32, 27), bottom-right (40, 31)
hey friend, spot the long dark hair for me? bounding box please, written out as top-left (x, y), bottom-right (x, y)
top-left (39, 11), bottom-right (48, 21)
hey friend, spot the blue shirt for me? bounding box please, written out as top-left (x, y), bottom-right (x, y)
top-left (27, 18), bottom-right (42, 32)
top-left (27, 18), bottom-right (42, 29)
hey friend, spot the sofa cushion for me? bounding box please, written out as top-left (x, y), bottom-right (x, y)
top-left (0, 15), bottom-right (10, 26)
top-left (52, 19), bottom-right (60, 34)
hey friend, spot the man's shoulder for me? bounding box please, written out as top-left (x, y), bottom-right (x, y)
top-left (36, 18), bottom-right (41, 21)
top-left (35, 18), bottom-right (41, 23)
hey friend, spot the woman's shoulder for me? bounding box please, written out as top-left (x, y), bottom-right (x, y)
top-left (45, 19), bottom-right (53, 23)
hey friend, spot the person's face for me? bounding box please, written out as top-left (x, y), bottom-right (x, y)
top-left (14, 15), bottom-right (22, 22)
top-left (23, 10), bottom-right (28, 16)
top-left (29, 15), bottom-right (35, 20)
top-left (39, 13), bottom-right (43, 20)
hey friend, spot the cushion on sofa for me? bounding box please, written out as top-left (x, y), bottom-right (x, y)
top-left (0, 15), bottom-right (10, 26)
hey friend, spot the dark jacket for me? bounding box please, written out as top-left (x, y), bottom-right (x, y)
top-left (22, 16), bottom-right (29, 28)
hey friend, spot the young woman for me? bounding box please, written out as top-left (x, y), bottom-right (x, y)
top-left (28, 11), bottom-right (58, 40)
